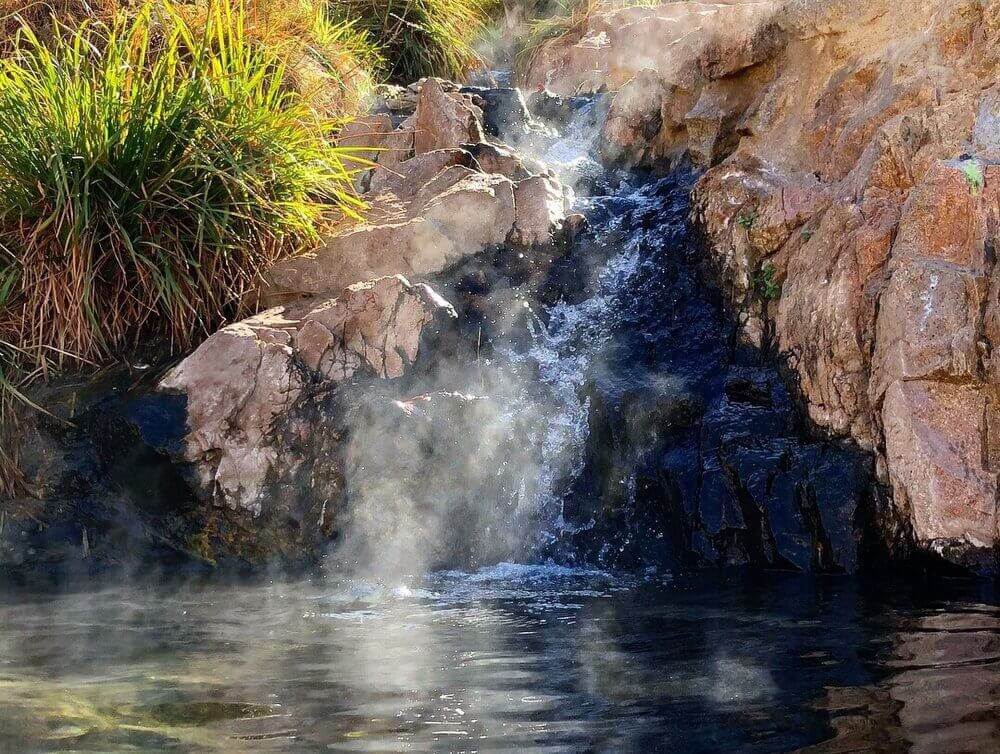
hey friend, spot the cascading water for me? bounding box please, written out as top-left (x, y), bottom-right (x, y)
top-left (2, 89), bottom-right (998, 754)
top-left (341, 91), bottom-right (871, 576)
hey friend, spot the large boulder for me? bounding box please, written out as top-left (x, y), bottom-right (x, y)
top-left (160, 276), bottom-right (457, 519)
top-left (263, 171), bottom-right (519, 303)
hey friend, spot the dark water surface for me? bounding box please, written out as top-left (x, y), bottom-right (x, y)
top-left (1, 567), bottom-right (998, 752)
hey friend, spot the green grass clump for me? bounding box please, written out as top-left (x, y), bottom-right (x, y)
top-left (754, 263), bottom-right (781, 302)
top-left (328, 0), bottom-right (490, 83)
top-left (0, 1), bottom-right (365, 374)
top-left (0, 1), bottom-right (383, 119)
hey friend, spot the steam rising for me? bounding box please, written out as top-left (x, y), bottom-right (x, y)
top-left (330, 105), bottom-right (622, 580)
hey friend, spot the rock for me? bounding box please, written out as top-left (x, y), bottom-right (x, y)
top-left (523, 1), bottom-right (782, 97)
top-left (883, 381), bottom-right (998, 563)
top-left (698, 19), bottom-right (784, 80)
top-left (678, 0), bottom-right (1000, 571)
top-left (693, 155), bottom-right (830, 309)
top-left (0, 375), bottom-right (208, 580)
top-left (873, 261), bottom-right (983, 397)
top-left (459, 86), bottom-right (536, 139)
top-left (336, 113), bottom-right (394, 164)
top-left (601, 69), bottom-right (681, 165)
top-left (368, 147), bottom-right (475, 199)
top-left (412, 78), bottom-right (485, 154)
top-left (511, 174), bottom-right (569, 247)
top-left (338, 112), bottom-right (413, 173)
top-left (265, 76), bottom-right (572, 305)
top-left (263, 171), bottom-right (516, 303)
top-left (461, 141), bottom-right (533, 180)
top-left (685, 74), bottom-right (773, 167)
top-left (160, 276), bottom-right (457, 517)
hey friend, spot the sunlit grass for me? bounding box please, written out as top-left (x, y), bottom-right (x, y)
top-left (0, 0), bottom-right (368, 390)
top-left (328, 0), bottom-right (491, 83)
top-left (0, 0), bottom-right (383, 119)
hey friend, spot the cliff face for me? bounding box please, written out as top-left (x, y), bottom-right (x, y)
top-left (528, 0), bottom-right (1000, 572)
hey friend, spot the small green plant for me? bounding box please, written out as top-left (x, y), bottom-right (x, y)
top-left (801, 229), bottom-right (813, 241)
top-left (959, 159), bottom-right (985, 196)
top-left (754, 263), bottom-right (781, 302)
top-left (737, 210), bottom-right (758, 231)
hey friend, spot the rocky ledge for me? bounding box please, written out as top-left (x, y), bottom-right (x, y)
top-left (527, 0), bottom-right (1000, 572)
top-left (0, 78), bottom-right (579, 578)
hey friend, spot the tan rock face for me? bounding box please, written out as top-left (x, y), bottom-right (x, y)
top-left (161, 276), bottom-right (456, 516)
top-left (595, 4), bottom-right (783, 168)
top-left (576, 0), bottom-right (1000, 567)
top-left (262, 79), bottom-right (569, 306)
top-left (413, 78), bottom-right (485, 154)
top-left (883, 381), bottom-right (997, 548)
top-left (524, 2), bottom-right (782, 96)
top-left (264, 171), bottom-right (517, 303)
top-left (511, 174), bottom-right (568, 247)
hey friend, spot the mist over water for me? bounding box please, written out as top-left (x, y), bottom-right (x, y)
top-left (330, 107), bottom-right (618, 578)
top-left (2, 569), bottom-right (999, 752)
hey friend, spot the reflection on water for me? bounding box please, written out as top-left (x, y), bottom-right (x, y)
top-left (0, 568), bottom-right (998, 752)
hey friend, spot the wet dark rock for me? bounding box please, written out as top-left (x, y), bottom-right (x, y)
top-left (557, 172), bottom-right (875, 574)
top-left (1, 368), bottom-right (210, 583)
top-left (527, 89), bottom-right (602, 129)
top-left (460, 86), bottom-right (535, 139)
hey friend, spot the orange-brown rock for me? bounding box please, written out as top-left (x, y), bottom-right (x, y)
top-left (412, 78), bottom-right (485, 154)
top-left (523, 2), bottom-right (782, 97)
top-left (883, 381), bottom-right (998, 549)
top-left (569, 0), bottom-right (1000, 568)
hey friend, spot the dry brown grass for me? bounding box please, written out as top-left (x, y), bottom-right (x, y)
top-left (0, 0), bottom-right (381, 120)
